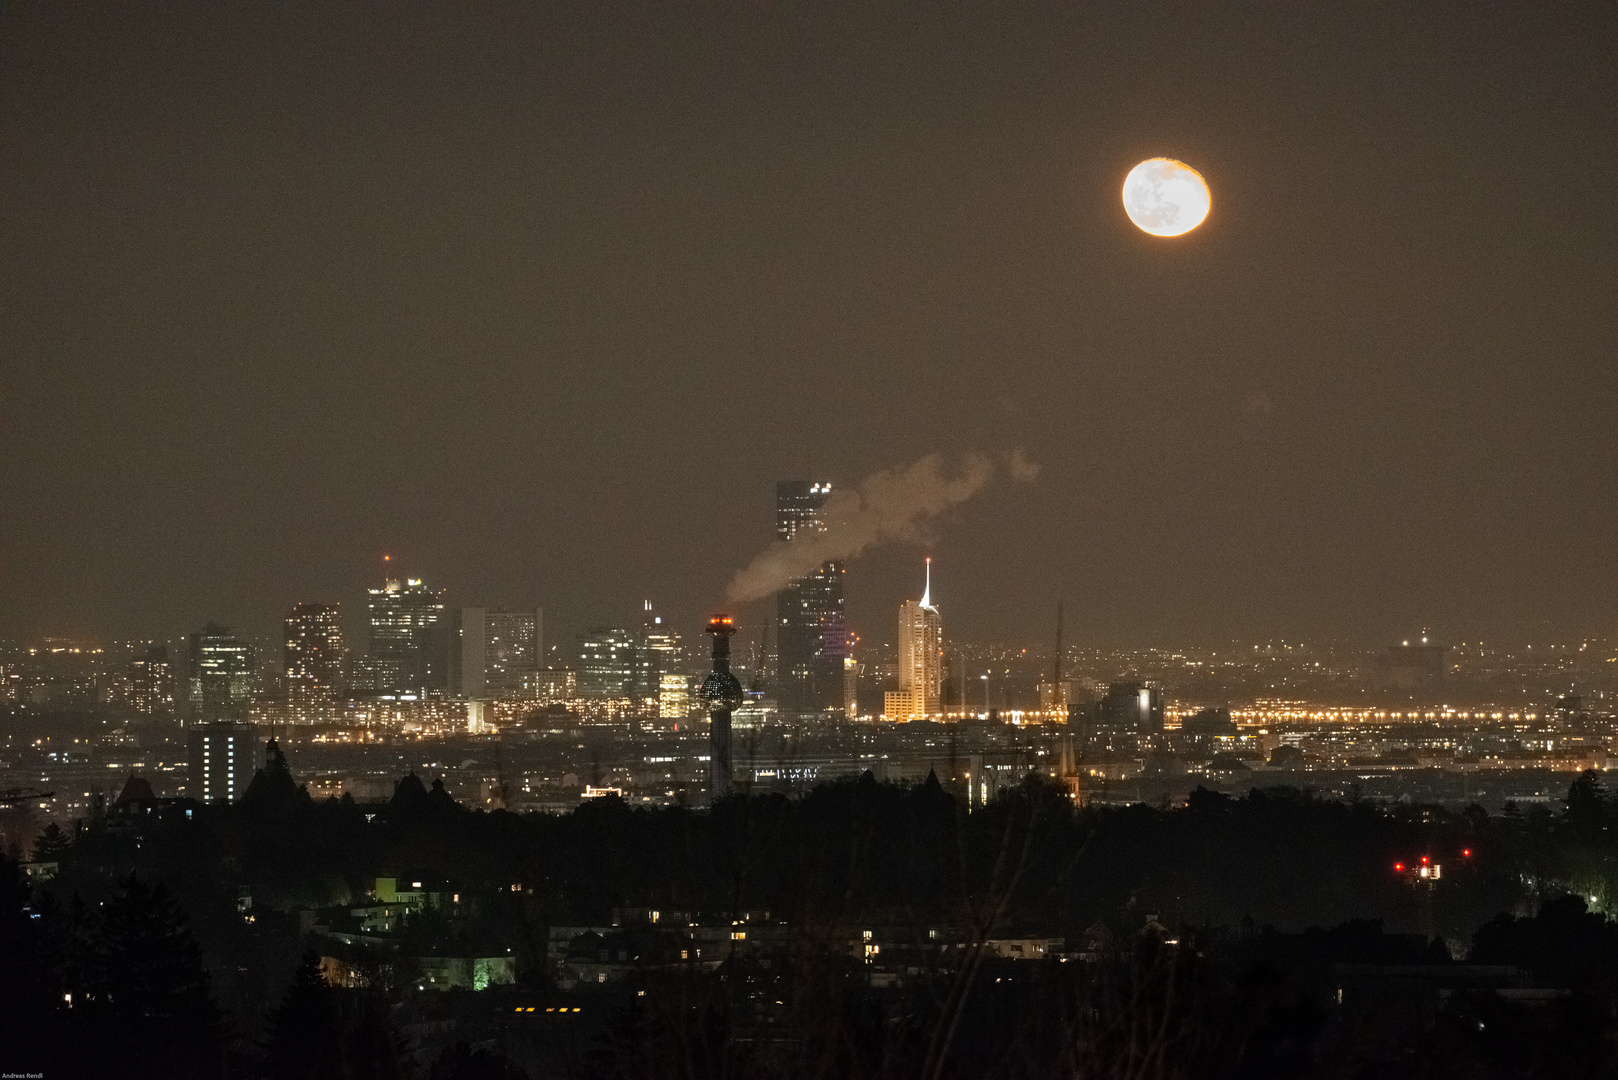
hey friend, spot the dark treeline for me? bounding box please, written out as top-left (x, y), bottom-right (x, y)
top-left (38, 764), bottom-right (1617, 935)
top-left (6, 760), bottom-right (1618, 1077)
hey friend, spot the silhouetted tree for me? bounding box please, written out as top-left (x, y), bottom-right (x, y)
top-left (427, 1041), bottom-right (527, 1080)
top-left (1472, 894), bottom-right (1618, 988)
top-left (31, 820), bottom-right (71, 861)
top-left (79, 875), bottom-right (221, 1079)
top-left (340, 992), bottom-right (410, 1080)
top-left (1566, 769), bottom-right (1612, 839)
top-left (0, 855), bottom-right (59, 1070)
top-left (264, 952), bottom-right (342, 1080)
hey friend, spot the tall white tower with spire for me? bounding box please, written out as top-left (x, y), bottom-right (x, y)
top-left (886, 559), bottom-right (942, 720)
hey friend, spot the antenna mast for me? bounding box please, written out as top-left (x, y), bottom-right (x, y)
top-left (1052, 600), bottom-right (1064, 686)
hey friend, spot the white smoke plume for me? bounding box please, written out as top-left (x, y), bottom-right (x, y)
top-left (725, 449), bottom-right (1040, 604)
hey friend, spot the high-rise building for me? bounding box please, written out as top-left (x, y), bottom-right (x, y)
top-left (448, 608), bottom-right (543, 699)
top-left (1093, 682), bottom-right (1164, 731)
top-left (885, 561), bottom-right (942, 721)
top-left (188, 624), bottom-right (256, 721)
top-left (188, 721), bottom-right (256, 802)
top-left (843, 654), bottom-right (861, 719)
top-left (658, 672), bottom-right (691, 720)
top-left (638, 601), bottom-right (682, 701)
top-left (285, 603), bottom-right (343, 704)
top-left (1375, 635), bottom-right (1449, 687)
top-left (577, 627), bottom-right (638, 698)
top-left (126, 645), bottom-right (174, 715)
top-left (774, 481), bottom-right (847, 719)
top-left (776, 481), bottom-right (829, 541)
top-left (365, 578), bottom-right (445, 695)
top-left (528, 667), bottom-right (576, 702)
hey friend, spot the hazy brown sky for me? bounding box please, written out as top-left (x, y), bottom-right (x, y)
top-left (2, 2), bottom-right (1614, 648)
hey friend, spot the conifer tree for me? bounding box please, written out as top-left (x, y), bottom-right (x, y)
top-left (0, 856), bottom-right (59, 1070)
top-left (32, 820), bottom-right (71, 861)
top-left (79, 875), bottom-right (221, 1079)
top-left (264, 952), bottom-right (343, 1080)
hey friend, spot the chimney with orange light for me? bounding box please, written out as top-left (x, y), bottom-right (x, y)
top-left (697, 615), bottom-right (743, 801)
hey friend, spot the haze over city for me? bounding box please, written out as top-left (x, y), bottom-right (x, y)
top-left (4, 4), bottom-right (1614, 648)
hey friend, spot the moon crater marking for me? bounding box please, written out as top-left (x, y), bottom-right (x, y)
top-left (1123, 158), bottom-right (1210, 237)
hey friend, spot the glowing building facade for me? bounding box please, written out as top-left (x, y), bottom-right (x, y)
top-left (188, 623), bottom-right (256, 721)
top-left (885, 561), bottom-right (942, 721)
top-left (188, 721), bottom-right (256, 803)
top-left (126, 645), bottom-right (174, 715)
top-left (659, 672), bottom-right (691, 720)
top-left (285, 603), bottom-right (344, 710)
top-left (774, 481), bottom-right (847, 719)
top-left (638, 601), bottom-right (682, 700)
top-left (577, 627), bottom-right (638, 699)
top-left (364, 578), bottom-right (445, 695)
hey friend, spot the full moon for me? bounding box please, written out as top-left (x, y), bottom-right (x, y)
top-left (1122, 158), bottom-right (1210, 237)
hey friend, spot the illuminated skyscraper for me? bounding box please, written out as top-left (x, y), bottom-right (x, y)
top-left (126, 645), bottom-right (174, 715)
top-left (659, 672), bottom-right (691, 720)
top-left (577, 627), bottom-right (638, 698)
top-left (776, 481), bottom-right (829, 541)
top-left (188, 624), bottom-right (256, 721)
top-left (449, 608), bottom-right (543, 699)
top-left (885, 560), bottom-right (942, 721)
top-left (638, 600), bottom-right (682, 701)
top-left (365, 578), bottom-right (445, 694)
top-left (774, 481), bottom-right (847, 719)
top-left (188, 721), bottom-right (256, 802)
top-left (284, 603), bottom-right (343, 708)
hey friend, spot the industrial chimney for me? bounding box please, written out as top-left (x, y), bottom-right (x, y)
top-left (697, 615), bottom-right (743, 801)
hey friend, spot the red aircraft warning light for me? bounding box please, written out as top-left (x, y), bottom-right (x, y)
top-left (1462, 848), bottom-right (1472, 858)
top-left (1394, 859), bottom-right (1442, 882)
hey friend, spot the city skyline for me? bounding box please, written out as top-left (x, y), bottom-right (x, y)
top-left (4, 7), bottom-right (1618, 1076)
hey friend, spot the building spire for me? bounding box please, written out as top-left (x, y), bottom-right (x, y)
top-left (921, 557), bottom-right (933, 609)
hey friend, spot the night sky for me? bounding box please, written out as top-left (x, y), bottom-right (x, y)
top-left (2, 3), bottom-right (1614, 649)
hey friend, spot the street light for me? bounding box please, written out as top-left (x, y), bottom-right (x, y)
top-left (980, 674), bottom-right (990, 717)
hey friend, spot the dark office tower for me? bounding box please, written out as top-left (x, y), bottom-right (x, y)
top-left (1094, 682), bottom-right (1164, 732)
top-left (697, 616), bottom-right (742, 801)
top-left (1375, 633), bottom-right (1449, 688)
top-left (126, 645), bottom-right (174, 715)
top-left (449, 608), bottom-right (543, 699)
top-left (365, 577), bottom-right (445, 694)
top-left (576, 627), bottom-right (638, 698)
top-left (187, 624), bottom-right (256, 722)
top-left (774, 481), bottom-right (847, 719)
top-left (285, 603), bottom-right (343, 706)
